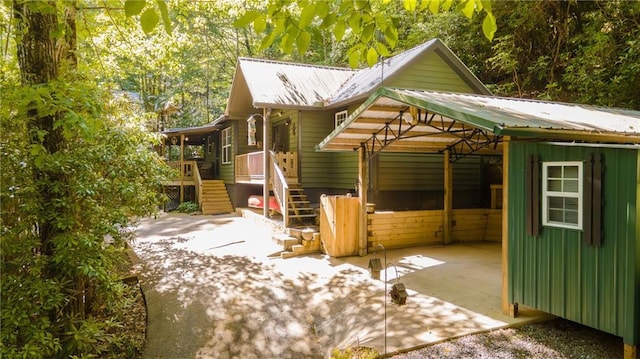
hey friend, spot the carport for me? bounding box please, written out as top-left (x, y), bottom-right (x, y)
top-left (317, 87), bottom-right (640, 358)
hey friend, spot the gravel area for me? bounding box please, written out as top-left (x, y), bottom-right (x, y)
top-left (390, 318), bottom-right (624, 359)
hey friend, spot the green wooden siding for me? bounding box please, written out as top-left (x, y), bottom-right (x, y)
top-left (300, 111), bottom-right (334, 188)
top-left (508, 142), bottom-right (639, 345)
top-left (376, 153), bottom-right (480, 191)
top-left (387, 51), bottom-right (475, 93)
top-left (219, 123), bottom-right (234, 183)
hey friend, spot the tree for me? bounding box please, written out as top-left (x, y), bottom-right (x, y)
top-left (234, 0), bottom-right (496, 67)
top-left (1, 1), bottom-right (171, 356)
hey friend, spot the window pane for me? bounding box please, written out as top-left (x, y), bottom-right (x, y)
top-left (549, 209), bottom-right (564, 222)
top-left (564, 165), bottom-right (579, 178)
top-left (548, 179), bottom-right (562, 191)
top-left (549, 196), bottom-right (564, 209)
top-left (548, 166), bottom-right (562, 178)
top-left (565, 210), bottom-right (579, 224)
top-left (564, 179), bottom-right (578, 192)
top-left (565, 197), bottom-right (578, 211)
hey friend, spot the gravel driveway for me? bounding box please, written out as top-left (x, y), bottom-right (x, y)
top-left (391, 318), bottom-right (624, 359)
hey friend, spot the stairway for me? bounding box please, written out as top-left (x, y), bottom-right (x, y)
top-left (200, 180), bottom-right (234, 215)
top-left (285, 185), bottom-right (316, 225)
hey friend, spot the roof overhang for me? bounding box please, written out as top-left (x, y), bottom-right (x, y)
top-left (316, 88), bottom-right (640, 159)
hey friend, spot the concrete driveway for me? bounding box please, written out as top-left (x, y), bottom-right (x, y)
top-left (132, 212), bottom-right (549, 358)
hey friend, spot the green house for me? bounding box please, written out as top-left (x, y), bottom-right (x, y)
top-left (162, 39), bottom-right (493, 225)
top-left (319, 87), bottom-right (640, 358)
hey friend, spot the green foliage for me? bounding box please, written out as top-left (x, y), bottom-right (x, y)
top-left (331, 346), bottom-right (379, 359)
top-left (1, 70), bottom-right (172, 357)
top-left (175, 201), bottom-right (199, 213)
top-left (234, 0), bottom-right (496, 67)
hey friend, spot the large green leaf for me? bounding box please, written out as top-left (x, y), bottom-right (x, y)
top-left (403, 0), bottom-right (417, 11)
top-left (375, 41), bottom-right (391, 57)
top-left (233, 10), bottom-right (259, 28)
top-left (296, 31), bottom-right (311, 54)
top-left (348, 49), bottom-right (360, 68)
top-left (384, 25), bottom-right (398, 49)
top-left (366, 47), bottom-right (378, 67)
top-left (348, 12), bottom-right (362, 35)
top-left (299, 3), bottom-right (316, 28)
top-left (482, 13), bottom-right (496, 41)
top-left (334, 21), bottom-right (346, 41)
top-left (254, 14), bottom-right (267, 33)
top-left (124, 0), bottom-right (146, 17)
top-left (155, 0), bottom-right (172, 35)
top-left (320, 13), bottom-right (337, 29)
top-left (140, 8), bottom-right (159, 34)
top-left (460, 0), bottom-right (476, 19)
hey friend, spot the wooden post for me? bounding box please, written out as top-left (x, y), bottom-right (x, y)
top-left (262, 108), bottom-right (271, 218)
top-left (502, 136), bottom-right (511, 315)
top-left (623, 344), bottom-right (637, 359)
top-left (358, 146), bottom-right (368, 256)
top-left (443, 149), bottom-right (452, 244)
top-left (180, 134), bottom-right (185, 203)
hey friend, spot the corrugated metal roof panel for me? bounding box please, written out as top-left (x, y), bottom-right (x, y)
top-left (238, 58), bottom-right (355, 107)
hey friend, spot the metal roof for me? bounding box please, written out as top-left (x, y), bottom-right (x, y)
top-left (236, 58), bottom-right (355, 108)
top-left (317, 88), bottom-right (640, 156)
top-left (327, 39), bottom-right (491, 107)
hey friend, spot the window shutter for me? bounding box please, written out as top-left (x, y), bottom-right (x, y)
top-left (583, 153), bottom-right (603, 246)
top-left (526, 155), bottom-right (540, 236)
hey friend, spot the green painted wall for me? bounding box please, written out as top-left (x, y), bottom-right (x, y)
top-left (299, 111), bottom-right (334, 188)
top-left (387, 51), bottom-right (475, 93)
top-left (219, 123), bottom-right (235, 183)
top-left (508, 142), bottom-right (639, 345)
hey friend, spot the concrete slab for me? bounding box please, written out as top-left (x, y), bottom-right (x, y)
top-left (132, 213), bottom-right (551, 358)
top-left (274, 243), bottom-right (552, 357)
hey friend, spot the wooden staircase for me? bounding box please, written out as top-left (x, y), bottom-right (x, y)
top-left (285, 184), bottom-right (316, 225)
top-left (200, 180), bottom-right (234, 215)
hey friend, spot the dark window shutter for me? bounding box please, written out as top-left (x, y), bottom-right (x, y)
top-left (526, 155), bottom-right (540, 236)
top-left (584, 153), bottom-right (603, 246)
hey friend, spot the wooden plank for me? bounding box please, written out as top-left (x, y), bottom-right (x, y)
top-left (358, 146), bottom-right (368, 256)
top-left (443, 150), bottom-right (452, 244)
top-left (502, 137), bottom-right (510, 315)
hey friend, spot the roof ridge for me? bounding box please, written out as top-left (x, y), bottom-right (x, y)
top-left (238, 57), bottom-right (355, 72)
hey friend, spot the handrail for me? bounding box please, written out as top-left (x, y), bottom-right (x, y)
top-left (270, 150), bottom-right (290, 226)
top-left (193, 163), bottom-right (203, 211)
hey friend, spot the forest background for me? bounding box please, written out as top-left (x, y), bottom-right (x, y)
top-left (1, 1), bottom-right (639, 358)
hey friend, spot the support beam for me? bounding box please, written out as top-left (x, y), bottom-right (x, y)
top-left (358, 146), bottom-right (368, 256)
top-left (263, 108), bottom-right (271, 218)
top-left (443, 149), bottom-right (452, 244)
top-left (180, 134), bottom-right (185, 203)
top-left (501, 137), bottom-right (511, 315)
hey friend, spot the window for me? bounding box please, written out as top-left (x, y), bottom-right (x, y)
top-left (221, 127), bottom-right (231, 164)
top-left (542, 161), bottom-right (583, 230)
top-left (335, 110), bottom-right (348, 127)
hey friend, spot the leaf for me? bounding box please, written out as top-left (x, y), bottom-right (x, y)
top-left (254, 14), bottom-right (267, 33)
top-left (480, 0), bottom-right (492, 12)
top-left (316, 2), bottom-right (329, 18)
top-left (140, 8), bottom-right (159, 34)
top-left (124, 0), bottom-right (146, 17)
top-left (429, 0), bottom-right (440, 14)
top-left (375, 41), bottom-right (391, 57)
top-left (296, 31), bottom-right (311, 54)
top-left (299, 3), bottom-right (316, 28)
top-left (348, 49), bottom-right (360, 68)
top-left (362, 23), bottom-right (375, 42)
top-left (334, 21), bottom-right (346, 41)
top-left (366, 47), bottom-right (379, 67)
top-left (403, 0), bottom-right (417, 11)
top-left (441, 0), bottom-right (453, 11)
top-left (155, 0), bottom-right (172, 35)
top-left (348, 12), bottom-right (361, 35)
top-left (384, 25), bottom-right (398, 49)
top-left (482, 13), bottom-right (496, 41)
top-left (233, 10), bottom-right (259, 28)
top-left (281, 31), bottom-right (296, 53)
top-left (320, 13), bottom-right (337, 29)
top-left (460, 0), bottom-right (475, 19)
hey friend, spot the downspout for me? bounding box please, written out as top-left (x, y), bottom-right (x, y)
top-left (263, 108), bottom-right (272, 218)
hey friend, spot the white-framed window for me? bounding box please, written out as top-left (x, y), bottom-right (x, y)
top-left (335, 110), bottom-right (348, 128)
top-left (221, 127), bottom-right (232, 164)
top-left (542, 161), bottom-right (583, 230)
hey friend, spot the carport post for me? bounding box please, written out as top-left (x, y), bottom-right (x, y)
top-left (443, 149), bottom-right (453, 244)
top-left (263, 108), bottom-right (271, 218)
top-left (358, 145), bottom-right (368, 256)
top-left (501, 137), bottom-right (511, 316)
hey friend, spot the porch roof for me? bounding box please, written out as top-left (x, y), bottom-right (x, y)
top-left (316, 88), bottom-right (640, 157)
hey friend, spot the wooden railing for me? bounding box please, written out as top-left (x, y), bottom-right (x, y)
top-left (270, 151), bottom-right (290, 226)
top-left (235, 151), bottom-right (298, 184)
top-left (167, 161), bottom-right (197, 183)
top-left (194, 162), bottom-right (203, 210)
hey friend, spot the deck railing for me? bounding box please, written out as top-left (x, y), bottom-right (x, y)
top-left (270, 151), bottom-right (290, 226)
top-left (235, 151), bottom-right (297, 184)
top-left (167, 160), bottom-right (197, 183)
